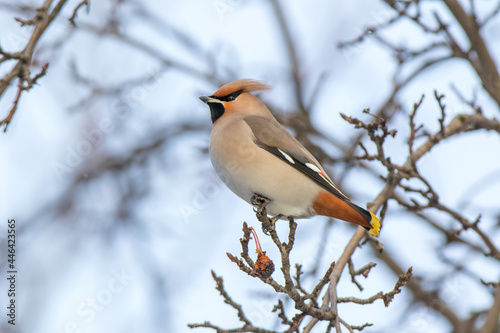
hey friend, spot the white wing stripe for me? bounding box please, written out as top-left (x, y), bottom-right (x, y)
top-left (278, 149), bottom-right (295, 164)
top-left (305, 162), bottom-right (321, 173)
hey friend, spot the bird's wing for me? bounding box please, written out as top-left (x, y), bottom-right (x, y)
top-left (243, 115), bottom-right (350, 202)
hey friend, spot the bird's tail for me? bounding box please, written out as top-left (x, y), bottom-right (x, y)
top-left (313, 191), bottom-right (380, 236)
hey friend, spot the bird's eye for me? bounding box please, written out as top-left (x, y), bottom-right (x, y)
top-left (218, 89), bottom-right (243, 102)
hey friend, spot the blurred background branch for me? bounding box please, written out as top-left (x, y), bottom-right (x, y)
top-left (0, 0), bottom-right (72, 131)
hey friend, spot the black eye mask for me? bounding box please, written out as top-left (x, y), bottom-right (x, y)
top-left (213, 89), bottom-right (243, 102)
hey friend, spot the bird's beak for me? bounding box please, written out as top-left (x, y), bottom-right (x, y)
top-left (199, 96), bottom-right (211, 104)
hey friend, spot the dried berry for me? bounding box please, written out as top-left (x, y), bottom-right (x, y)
top-left (250, 227), bottom-right (274, 278)
top-left (254, 251), bottom-right (275, 278)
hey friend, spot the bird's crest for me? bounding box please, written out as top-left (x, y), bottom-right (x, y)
top-left (212, 79), bottom-right (271, 98)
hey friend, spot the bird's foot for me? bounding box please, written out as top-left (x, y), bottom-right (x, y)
top-left (251, 193), bottom-right (271, 214)
top-left (251, 193), bottom-right (278, 235)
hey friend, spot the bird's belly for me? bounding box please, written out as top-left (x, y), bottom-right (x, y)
top-left (210, 148), bottom-right (319, 218)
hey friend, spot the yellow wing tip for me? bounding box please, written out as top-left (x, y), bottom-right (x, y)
top-left (368, 212), bottom-right (380, 236)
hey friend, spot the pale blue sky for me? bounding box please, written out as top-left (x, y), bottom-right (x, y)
top-left (1, 1), bottom-right (500, 333)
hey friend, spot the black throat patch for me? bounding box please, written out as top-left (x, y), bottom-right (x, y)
top-left (209, 103), bottom-right (225, 123)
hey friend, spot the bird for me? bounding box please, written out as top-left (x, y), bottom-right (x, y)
top-left (199, 79), bottom-right (380, 236)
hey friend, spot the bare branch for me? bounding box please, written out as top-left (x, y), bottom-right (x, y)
top-left (444, 0), bottom-right (500, 107)
top-left (0, 0), bottom-right (69, 131)
top-left (69, 0), bottom-right (89, 26)
top-left (347, 259), bottom-right (377, 291)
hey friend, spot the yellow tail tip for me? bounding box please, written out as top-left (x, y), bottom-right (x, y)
top-left (368, 212), bottom-right (380, 236)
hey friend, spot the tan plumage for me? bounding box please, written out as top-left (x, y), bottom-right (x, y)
top-left (200, 79), bottom-right (380, 236)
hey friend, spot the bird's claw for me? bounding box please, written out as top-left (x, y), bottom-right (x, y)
top-left (251, 193), bottom-right (282, 235)
top-left (251, 193), bottom-right (271, 214)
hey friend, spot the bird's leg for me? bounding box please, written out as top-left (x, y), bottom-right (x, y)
top-left (251, 193), bottom-right (276, 235)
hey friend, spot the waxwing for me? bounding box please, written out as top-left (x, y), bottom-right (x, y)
top-left (200, 79), bottom-right (380, 236)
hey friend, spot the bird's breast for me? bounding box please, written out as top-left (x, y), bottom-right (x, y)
top-left (209, 121), bottom-right (319, 217)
